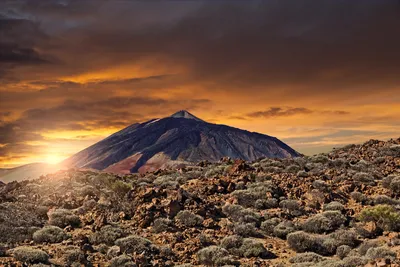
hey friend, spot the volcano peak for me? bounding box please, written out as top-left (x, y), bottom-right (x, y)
top-left (169, 110), bottom-right (204, 122)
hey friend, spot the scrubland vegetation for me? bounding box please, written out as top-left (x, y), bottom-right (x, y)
top-left (0, 138), bottom-right (399, 266)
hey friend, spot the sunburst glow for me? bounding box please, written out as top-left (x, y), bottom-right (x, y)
top-left (44, 154), bottom-right (64, 165)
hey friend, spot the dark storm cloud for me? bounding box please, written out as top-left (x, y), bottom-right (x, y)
top-left (2, 0), bottom-right (400, 95)
top-left (21, 0), bottom-right (397, 98)
top-left (0, 0), bottom-right (399, 165)
top-left (0, 15), bottom-right (49, 65)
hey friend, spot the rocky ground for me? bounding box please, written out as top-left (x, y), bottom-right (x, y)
top-left (0, 138), bottom-right (399, 266)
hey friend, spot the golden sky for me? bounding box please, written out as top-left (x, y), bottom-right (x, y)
top-left (1, 1), bottom-right (400, 168)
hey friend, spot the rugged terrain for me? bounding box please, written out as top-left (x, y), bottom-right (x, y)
top-left (62, 110), bottom-right (299, 174)
top-left (0, 137), bottom-right (399, 266)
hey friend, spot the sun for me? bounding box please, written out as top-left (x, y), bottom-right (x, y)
top-left (44, 154), bottom-right (64, 165)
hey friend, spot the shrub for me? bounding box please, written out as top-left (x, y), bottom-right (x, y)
top-left (197, 246), bottom-right (232, 266)
top-left (110, 180), bottom-right (131, 196)
top-left (302, 214), bottom-right (332, 234)
top-left (261, 217), bottom-right (281, 235)
top-left (289, 252), bottom-right (325, 263)
top-left (382, 175), bottom-right (393, 188)
top-left (89, 225), bottom-right (124, 245)
top-left (311, 155), bottom-right (329, 164)
top-left (341, 256), bottom-right (368, 267)
top-left (365, 246), bottom-right (396, 260)
top-left (389, 176), bottom-right (400, 193)
top-left (175, 211), bottom-right (204, 227)
top-left (64, 248), bottom-right (85, 265)
top-left (323, 202), bottom-right (344, 212)
top-left (336, 245), bottom-right (351, 259)
top-left (153, 218), bottom-right (172, 233)
top-left (353, 172), bottom-right (375, 186)
top-left (280, 199), bottom-right (301, 215)
top-left (322, 211), bottom-right (346, 228)
top-left (222, 204), bottom-right (261, 225)
top-left (330, 229), bottom-right (359, 247)
top-left (286, 165), bottom-right (301, 173)
top-left (238, 239), bottom-right (273, 258)
top-left (79, 185), bottom-right (97, 197)
top-left (287, 231), bottom-right (337, 256)
top-left (359, 205), bottom-right (400, 231)
top-left (312, 180), bottom-right (331, 193)
top-left (234, 223), bottom-right (259, 237)
top-left (232, 190), bottom-right (259, 208)
top-left (255, 198), bottom-right (278, 210)
top-left (48, 209), bottom-right (81, 228)
top-left (33, 226), bottom-right (68, 243)
top-left (287, 231), bottom-right (320, 253)
top-left (220, 235), bottom-right (243, 253)
top-left (350, 192), bottom-right (367, 203)
top-left (373, 195), bottom-right (399, 205)
top-left (358, 240), bottom-right (381, 256)
top-left (110, 255), bottom-right (134, 267)
top-left (115, 235), bottom-right (152, 254)
top-left (273, 221), bottom-right (296, 239)
top-left (13, 247), bottom-right (49, 264)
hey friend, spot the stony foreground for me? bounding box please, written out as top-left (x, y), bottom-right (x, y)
top-left (0, 138), bottom-right (399, 266)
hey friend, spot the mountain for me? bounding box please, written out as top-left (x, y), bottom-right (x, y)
top-left (62, 110), bottom-right (299, 174)
top-left (0, 163), bottom-right (62, 183)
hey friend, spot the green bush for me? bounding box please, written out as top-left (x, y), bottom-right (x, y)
top-left (115, 235), bottom-right (152, 254)
top-left (302, 214), bottom-right (332, 234)
top-left (312, 180), bottom-right (330, 192)
top-left (287, 231), bottom-right (337, 256)
top-left (13, 247), bottom-right (49, 264)
top-left (329, 229), bottom-right (359, 247)
top-left (322, 211), bottom-right (346, 228)
top-left (359, 205), bottom-right (400, 231)
top-left (353, 172), bottom-right (375, 186)
top-left (365, 246), bottom-right (396, 260)
top-left (273, 221), bottom-right (296, 239)
top-left (234, 223), bottom-right (259, 237)
top-left (89, 225), bottom-right (124, 245)
top-left (336, 245), bottom-right (351, 259)
top-left (110, 255), bottom-right (134, 267)
top-left (350, 192), bottom-right (367, 203)
top-left (110, 180), bottom-right (131, 196)
top-left (175, 210), bottom-right (203, 227)
top-left (261, 217), bottom-right (281, 235)
top-left (222, 204), bottom-right (261, 225)
top-left (238, 239), bottom-right (273, 258)
top-left (358, 240), bottom-right (381, 256)
top-left (48, 209), bottom-right (81, 228)
top-left (33, 226), bottom-right (68, 243)
top-left (323, 202), bottom-right (344, 212)
top-left (63, 248), bottom-right (85, 265)
top-left (220, 235), bottom-right (243, 254)
top-left (153, 218), bottom-right (172, 233)
top-left (197, 246), bottom-right (233, 266)
top-left (289, 252), bottom-right (325, 263)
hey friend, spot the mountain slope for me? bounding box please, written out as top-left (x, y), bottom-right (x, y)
top-left (63, 110), bottom-right (299, 173)
top-left (0, 163), bottom-right (61, 183)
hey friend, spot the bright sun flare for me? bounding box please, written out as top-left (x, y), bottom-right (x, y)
top-left (44, 154), bottom-right (64, 165)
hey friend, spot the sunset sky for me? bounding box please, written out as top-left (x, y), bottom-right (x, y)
top-left (1, 0), bottom-right (400, 168)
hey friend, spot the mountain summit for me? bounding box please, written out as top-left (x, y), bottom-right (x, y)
top-left (63, 111), bottom-right (299, 173)
top-left (170, 110), bottom-right (204, 121)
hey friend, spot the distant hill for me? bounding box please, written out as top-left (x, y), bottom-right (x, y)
top-left (63, 110), bottom-right (299, 174)
top-left (0, 163), bottom-right (61, 183)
